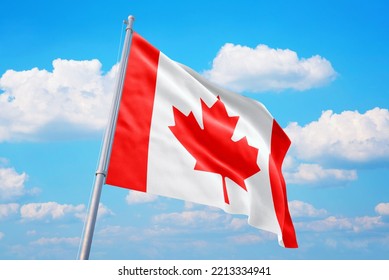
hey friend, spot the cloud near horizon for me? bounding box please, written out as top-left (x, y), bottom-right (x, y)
top-left (20, 202), bottom-right (85, 221)
top-left (288, 200), bottom-right (328, 218)
top-left (19, 201), bottom-right (112, 221)
top-left (284, 163), bottom-right (357, 186)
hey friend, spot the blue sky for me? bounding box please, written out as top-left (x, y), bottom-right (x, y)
top-left (0, 0), bottom-right (388, 259)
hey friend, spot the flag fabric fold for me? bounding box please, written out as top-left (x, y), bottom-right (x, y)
top-left (106, 32), bottom-right (298, 248)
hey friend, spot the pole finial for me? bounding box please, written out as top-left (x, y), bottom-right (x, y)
top-left (125, 15), bottom-right (135, 30)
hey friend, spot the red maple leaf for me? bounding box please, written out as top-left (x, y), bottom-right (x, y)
top-left (169, 97), bottom-right (260, 204)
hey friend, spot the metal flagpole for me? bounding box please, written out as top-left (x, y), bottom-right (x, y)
top-left (78, 15), bottom-right (135, 260)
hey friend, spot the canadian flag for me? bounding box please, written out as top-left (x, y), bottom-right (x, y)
top-left (106, 33), bottom-right (298, 248)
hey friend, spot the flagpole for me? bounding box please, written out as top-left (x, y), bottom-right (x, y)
top-left (78, 15), bottom-right (135, 260)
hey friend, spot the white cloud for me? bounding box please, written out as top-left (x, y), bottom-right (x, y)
top-left (153, 210), bottom-right (223, 226)
top-left (0, 203), bottom-right (20, 219)
top-left (26, 230), bottom-right (37, 236)
top-left (96, 203), bottom-right (114, 219)
top-left (297, 215), bottom-right (383, 232)
top-left (228, 234), bottom-right (264, 244)
top-left (19, 202), bottom-right (112, 222)
top-left (285, 107), bottom-right (389, 164)
top-left (0, 167), bottom-right (28, 200)
top-left (30, 237), bottom-right (80, 246)
top-left (20, 202), bottom-right (85, 220)
top-left (0, 59), bottom-right (117, 142)
top-left (324, 238), bottom-right (386, 250)
top-left (143, 226), bottom-right (186, 239)
top-left (72, 203), bottom-right (114, 222)
top-left (204, 43), bottom-right (336, 92)
top-left (184, 201), bottom-right (196, 210)
top-left (98, 225), bottom-right (125, 237)
top-left (228, 218), bottom-right (248, 230)
top-left (285, 163), bottom-right (357, 186)
top-left (125, 190), bottom-right (158, 205)
top-left (190, 240), bottom-right (208, 248)
top-left (0, 232), bottom-right (4, 240)
top-left (353, 216), bottom-right (384, 232)
top-left (288, 200), bottom-right (327, 218)
top-left (296, 216), bottom-right (351, 232)
top-left (375, 203), bottom-right (389, 216)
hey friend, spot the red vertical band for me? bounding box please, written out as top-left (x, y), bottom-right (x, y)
top-left (106, 32), bottom-right (160, 192)
top-left (269, 119), bottom-right (298, 248)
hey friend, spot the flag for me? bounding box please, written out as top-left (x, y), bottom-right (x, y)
top-left (106, 32), bottom-right (298, 248)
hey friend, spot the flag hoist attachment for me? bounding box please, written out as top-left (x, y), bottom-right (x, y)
top-left (78, 15), bottom-right (135, 260)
